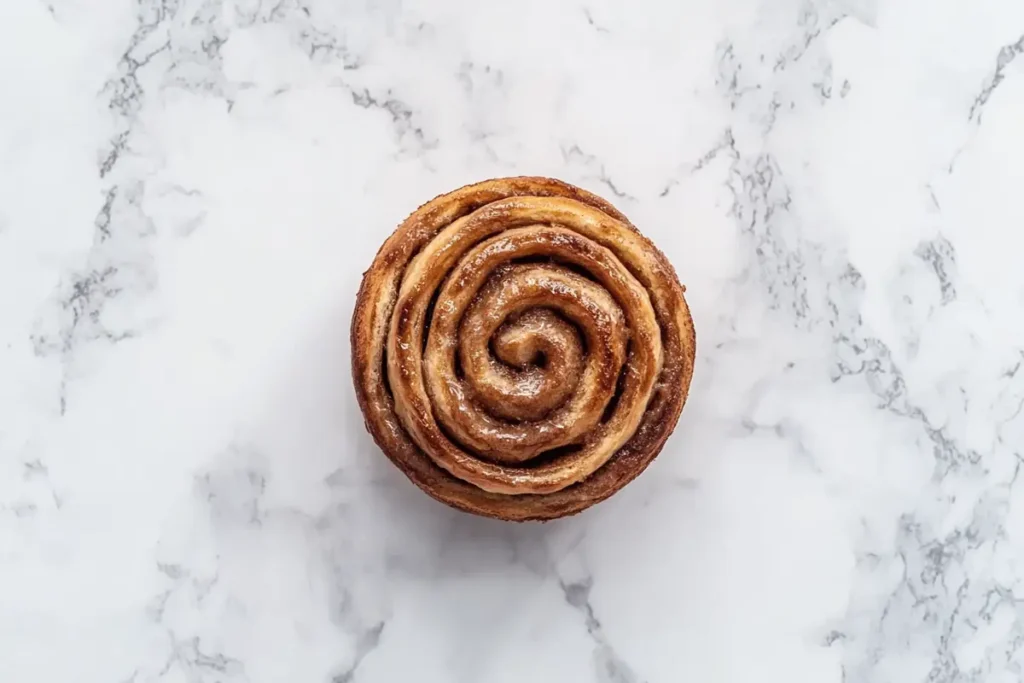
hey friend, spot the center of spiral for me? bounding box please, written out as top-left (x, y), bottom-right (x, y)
top-left (493, 322), bottom-right (549, 369)
top-left (477, 307), bottom-right (585, 422)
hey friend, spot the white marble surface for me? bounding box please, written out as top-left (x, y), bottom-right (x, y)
top-left (3, 0), bottom-right (1024, 681)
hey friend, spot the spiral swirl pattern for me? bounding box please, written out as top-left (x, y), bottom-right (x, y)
top-left (352, 177), bottom-right (695, 520)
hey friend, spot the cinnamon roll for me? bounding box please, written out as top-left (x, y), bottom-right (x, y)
top-left (351, 177), bottom-right (695, 520)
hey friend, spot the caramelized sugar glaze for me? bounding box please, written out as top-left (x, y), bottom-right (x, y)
top-left (352, 177), bottom-right (696, 520)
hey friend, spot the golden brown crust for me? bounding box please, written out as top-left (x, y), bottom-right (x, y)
top-left (351, 177), bottom-right (696, 521)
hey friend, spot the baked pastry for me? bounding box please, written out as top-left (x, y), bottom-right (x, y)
top-left (351, 177), bottom-right (695, 520)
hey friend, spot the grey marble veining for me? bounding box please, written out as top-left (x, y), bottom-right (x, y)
top-left (2, 0), bottom-right (1024, 681)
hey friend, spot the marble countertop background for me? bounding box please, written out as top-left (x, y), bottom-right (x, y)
top-left (3, 0), bottom-right (1024, 681)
